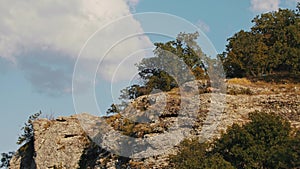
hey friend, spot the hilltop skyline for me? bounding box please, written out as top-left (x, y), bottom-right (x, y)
top-left (0, 0), bottom-right (298, 153)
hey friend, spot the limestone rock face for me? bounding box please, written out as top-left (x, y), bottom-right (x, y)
top-left (10, 116), bottom-right (91, 169)
top-left (9, 80), bottom-right (300, 169)
top-left (33, 117), bottom-right (90, 169)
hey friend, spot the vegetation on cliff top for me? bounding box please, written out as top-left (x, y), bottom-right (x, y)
top-left (220, 4), bottom-right (300, 78)
top-left (108, 3), bottom-right (300, 115)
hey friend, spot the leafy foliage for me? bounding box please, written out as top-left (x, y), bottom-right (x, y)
top-left (106, 104), bottom-right (120, 115)
top-left (214, 112), bottom-right (299, 169)
top-left (137, 32), bottom-right (207, 90)
top-left (17, 111), bottom-right (42, 145)
top-left (222, 4), bottom-right (300, 78)
top-left (0, 152), bottom-right (14, 168)
top-left (117, 32), bottom-right (214, 108)
top-left (170, 112), bottom-right (300, 169)
top-left (170, 139), bottom-right (234, 169)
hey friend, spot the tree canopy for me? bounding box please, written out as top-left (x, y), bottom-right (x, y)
top-left (222, 4), bottom-right (300, 78)
top-left (137, 32), bottom-right (207, 91)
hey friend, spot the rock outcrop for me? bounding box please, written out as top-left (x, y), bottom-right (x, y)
top-left (10, 116), bottom-right (90, 168)
top-left (9, 80), bottom-right (300, 169)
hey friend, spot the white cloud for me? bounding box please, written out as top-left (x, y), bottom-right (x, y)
top-left (0, 0), bottom-right (152, 95)
top-left (250, 0), bottom-right (280, 12)
top-left (196, 20), bottom-right (210, 33)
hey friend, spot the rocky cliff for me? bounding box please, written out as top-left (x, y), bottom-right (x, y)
top-left (9, 80), bottom-right (300, 169)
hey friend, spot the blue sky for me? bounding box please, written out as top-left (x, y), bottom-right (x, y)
top-left (0, 0), bottom-right (298, 153)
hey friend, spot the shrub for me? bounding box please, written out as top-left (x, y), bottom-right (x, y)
top-left (170, 112), bottom-right (300, 169)
top-left (214, 112), bottom-right (299, 169)
top-left (227, 87), bottom-right (253, 95)
top-left (169, 139), bottom-right (234, 169)
top-left (0, 152), bottom-right (14, 168)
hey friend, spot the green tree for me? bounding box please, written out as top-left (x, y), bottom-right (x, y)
top-left (117, 32), bottom-right (209, 105)
top-left (137, 32), bottom-right (205, 91)
top-left (252, 8), bottom-right (300, 73)
top-left (222, 4), bottom-right (300, 78)
top-left (1, 112), bottom-right (42, 168)
top-left (138, 32), bottom-right (207, 85)
top-left (17, 111), bottom-right (42, 145)
top-left (224, 31), bottom-right (269, 77)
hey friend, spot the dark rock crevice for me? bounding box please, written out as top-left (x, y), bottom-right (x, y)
top-left (10, 139), bottom-right (36, 169)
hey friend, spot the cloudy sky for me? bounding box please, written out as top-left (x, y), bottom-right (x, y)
top-left (0, 0), bottom-right (298, 153)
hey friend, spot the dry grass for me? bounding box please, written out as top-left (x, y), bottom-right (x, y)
top-left (227, 78), bottom-right (252, 85)
top-left (228, 77), bottom-right (300, 95)
top-left (40, 112), bottom-right (56, 120)
top-left (226, 77), bottom-right (300, 95)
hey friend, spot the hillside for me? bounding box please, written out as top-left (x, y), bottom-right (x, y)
top-left (8, 79), bottom-right (300, 169)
